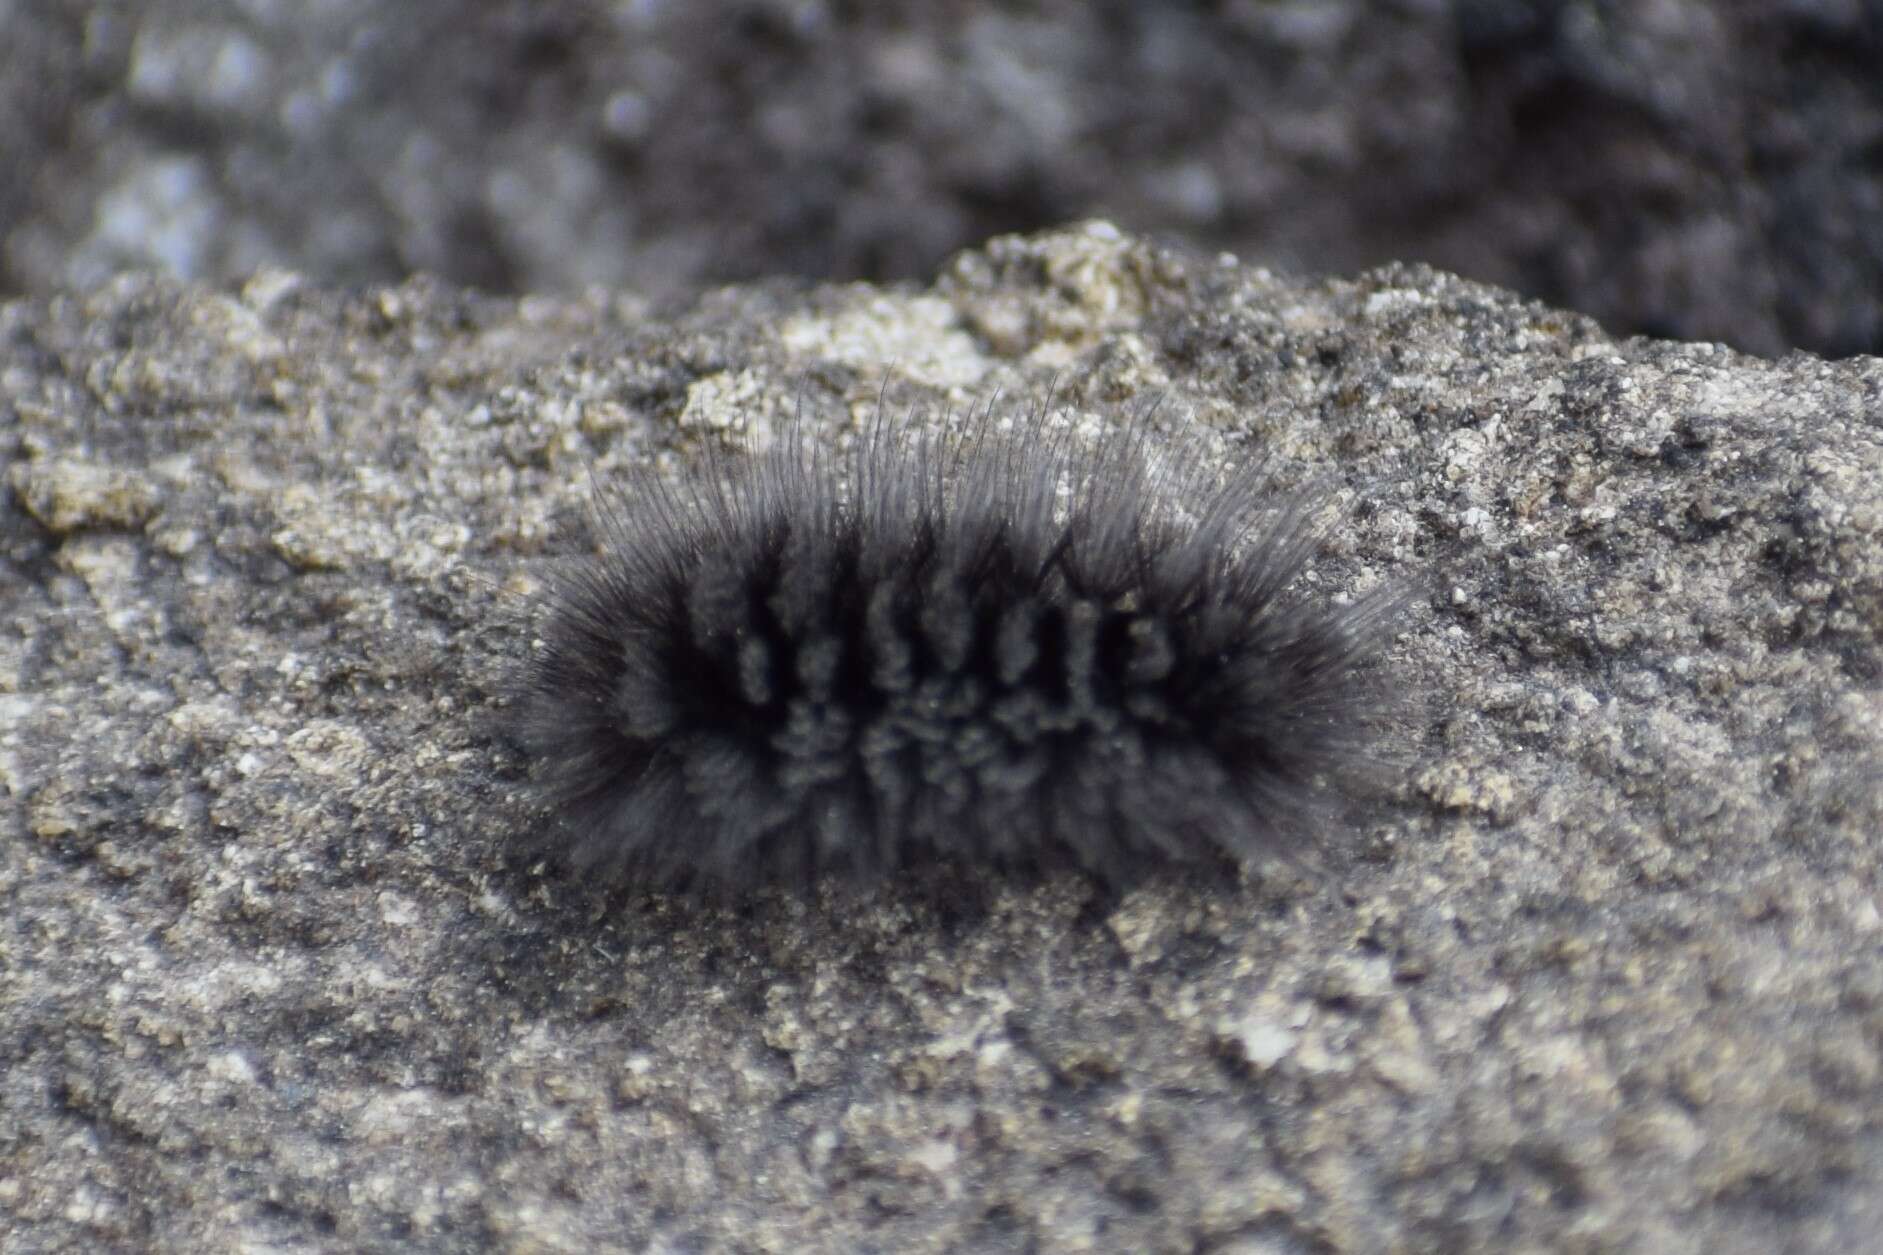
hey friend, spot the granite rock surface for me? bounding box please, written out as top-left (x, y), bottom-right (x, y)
top-left (5, 1), bottom-right (1881, 356)
top-left (2, 223), bottom-right (1881, 1251)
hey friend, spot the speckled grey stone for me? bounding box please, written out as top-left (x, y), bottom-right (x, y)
top-left (2, 224), bottom-right (1880, 1252)
top-left (4, 1), bottom-right (1882, 356)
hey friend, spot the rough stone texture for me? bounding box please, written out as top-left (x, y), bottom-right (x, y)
top-left (3, 223), bottom-right (1882, 1251)
top-left (4, 1), bottom-right (1882, 358)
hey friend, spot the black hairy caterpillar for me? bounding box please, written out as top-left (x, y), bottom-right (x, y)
top-left (511, 406), bottom-right (1404, 892)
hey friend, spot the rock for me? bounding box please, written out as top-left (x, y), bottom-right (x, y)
top-left (4, 3), bottom-right (1881, 355)
top-left (2, 224), bottom-right (1879, 1251)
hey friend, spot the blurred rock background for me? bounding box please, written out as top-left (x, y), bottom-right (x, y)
top-left (4, 0), bottom-right (1879, 357)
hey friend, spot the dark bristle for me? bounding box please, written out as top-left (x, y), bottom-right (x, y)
top-left (511, 409), bottom-right (1406, 893)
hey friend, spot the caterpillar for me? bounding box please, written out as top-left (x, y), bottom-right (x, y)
top-left (510, 405), bottom-right (1404, 892)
